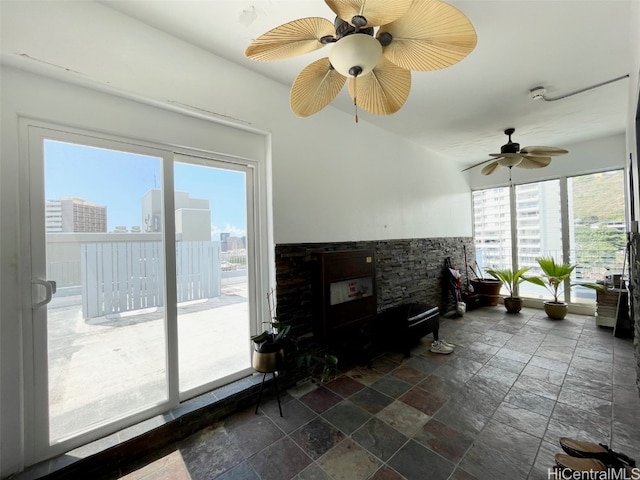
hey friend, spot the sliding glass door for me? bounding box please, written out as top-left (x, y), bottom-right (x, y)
top-left (35, 137), bottom-right (170, 453)
top-left (173, 155), bottom-right (252, 396)
top-left (27, 126), bottom-right (256, 462)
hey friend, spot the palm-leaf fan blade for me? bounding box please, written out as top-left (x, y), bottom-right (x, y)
top-left (461, 158), bottom-right (492, 172)
top-left (520, 146), bottom-right (569, 156)
top-left (378, 0), bottom-right (477, 71)
top-left (481, 161), bottom-right (501, 175)
top-left (290, 58), bottom-right (346, 117)
top-left (245, 17), bottom-right (335, 61)
top-left (347, 56), bottom-right (411, 115)
top-left (519, 156), bottom-right (552, 169)
top-left (325, 0), bottom-right (412, 28)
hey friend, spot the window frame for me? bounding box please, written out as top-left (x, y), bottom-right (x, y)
top-left (471, 169), bottom-right (628, 309)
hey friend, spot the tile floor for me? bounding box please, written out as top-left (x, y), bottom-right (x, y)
top-left (117, 306), bottom-right (640, 480)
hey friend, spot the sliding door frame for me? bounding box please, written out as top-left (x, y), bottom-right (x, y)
top-left (20, 119), bottom-right (268, 464)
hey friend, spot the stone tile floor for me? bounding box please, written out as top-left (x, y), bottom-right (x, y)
top-left (117, 306), bottom-right (639, 480)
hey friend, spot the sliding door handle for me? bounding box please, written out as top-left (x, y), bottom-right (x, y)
top-left (32, 279), bottom-right (56, 308)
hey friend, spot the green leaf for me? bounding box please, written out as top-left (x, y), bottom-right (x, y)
top-left (485, 266), bottom-right (533, 297)
top-left (250, 331), bottom-right (271, 344)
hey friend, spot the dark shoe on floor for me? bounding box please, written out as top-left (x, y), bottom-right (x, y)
top-left (559, 437), bottom-right (637, 469)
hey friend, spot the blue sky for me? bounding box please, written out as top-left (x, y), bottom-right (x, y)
top-left (44, 140), bottom-right (247, 239)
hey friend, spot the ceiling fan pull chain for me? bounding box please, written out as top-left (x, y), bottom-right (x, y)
top-left (354, 76), bottom-right (359, 123)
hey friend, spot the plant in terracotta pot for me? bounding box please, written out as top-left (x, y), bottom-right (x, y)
top-left (470, 274), bottom-right (503, 307)
top-left (485, 266), bottom-right (533, 313)
top-left (526, 256), bottom-right (605, 320)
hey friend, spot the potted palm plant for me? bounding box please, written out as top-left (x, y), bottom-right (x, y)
top-left (526, 256), bottom-right (605, 320)
top-left (485, 266), bottom-right (533, 313)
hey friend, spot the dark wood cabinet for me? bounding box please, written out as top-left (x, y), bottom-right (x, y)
top-left (314, 250), bottom-right (376, 340)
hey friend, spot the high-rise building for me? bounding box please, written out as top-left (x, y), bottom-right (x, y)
top-left (220, 232), bottom-right (230, 251)
top-left (142, 189), bottom-right (211, 241)
top-left (472, 182), bottom-right (562, 270)
top-left (45, 198), bottom-right (107, 233)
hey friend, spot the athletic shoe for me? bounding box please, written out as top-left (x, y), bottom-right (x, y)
top-left (430, 340), bottom-right (454, 354)
top-left (440, 339), bottom-right (455, 349)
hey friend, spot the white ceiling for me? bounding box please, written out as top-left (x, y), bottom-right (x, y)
top-left (100, 0), bottom-right (639, 168)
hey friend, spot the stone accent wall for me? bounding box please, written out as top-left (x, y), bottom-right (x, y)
top-left (274, 237), bottom-right (475, 343)
top-left (374, 238), bottom-right (474, 312)
top-left (631, 232), bottom-right (640, 396)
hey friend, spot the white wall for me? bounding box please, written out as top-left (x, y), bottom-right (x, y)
top-left (272, 129), bottom-right (472, 242)
top-left (0, 0), bottom-right (472, 245)
top-left (0, 1), bottom-right (471, 475)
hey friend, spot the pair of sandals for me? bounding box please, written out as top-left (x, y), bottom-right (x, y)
top-left (555, 437), bottom-right (636, 474)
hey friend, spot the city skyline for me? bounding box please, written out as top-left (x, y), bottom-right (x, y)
top-left (44, 139), bottom-right (247, 240)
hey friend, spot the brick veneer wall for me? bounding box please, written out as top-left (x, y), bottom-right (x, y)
top-left (274, 237), bottom-right (475, 343)
top-left (631, 232), bottom-right (640, 396)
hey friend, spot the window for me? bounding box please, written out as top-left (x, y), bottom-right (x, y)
top-left (472, 170), bottom-right (627, 305)
top-left (472, 187), bottom-right (512, 273)
top-left (568, 171), bottom-right (627, 302)
top-left (515, 180), bottom-right (562, 299)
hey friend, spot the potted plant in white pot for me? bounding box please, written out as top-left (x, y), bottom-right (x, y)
top-left (485, 266), bottom-right (534, 313)
top-left (526, 256), bottom-right (605, 320)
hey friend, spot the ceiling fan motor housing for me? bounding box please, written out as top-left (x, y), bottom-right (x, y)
top-left (501, 127), bottom-right (519, 153)
top-left (334, 16), bottom-right (374, 39)
top-left (501, 141), bottom-right (520, 154)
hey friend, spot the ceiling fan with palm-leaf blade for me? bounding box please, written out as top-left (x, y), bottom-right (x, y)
top-left (245, 0), bottom-right (477, 119)
top-left (462, 128), bottom-right (569, 176)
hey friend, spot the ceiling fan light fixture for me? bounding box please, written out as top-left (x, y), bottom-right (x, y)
top-left (329, 33), bottom-right (382, 77)
top-left (497, 156), bottom-right (523, 168)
